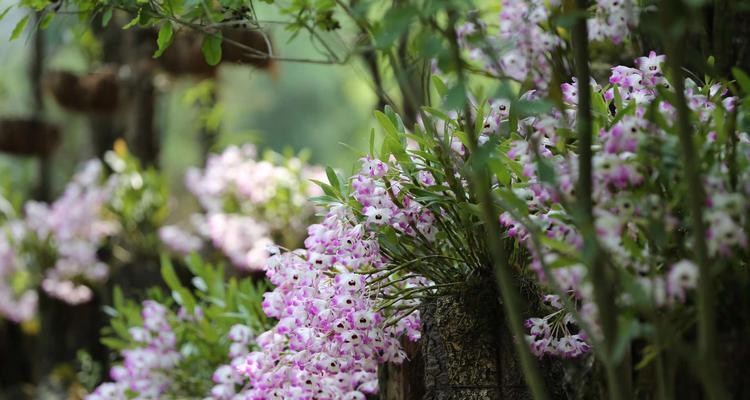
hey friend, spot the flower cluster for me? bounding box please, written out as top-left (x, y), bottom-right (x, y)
top-left (457, 0), bottom-right (639, 89)
top-left (524, 298), bottom-right (590, 358)
top-left (209, 324), bottom-right (255, 399)
top-left (588, 0), bottom-right (639, 44)
top-left (0, 219), bottom-right (38, 322)
top-left (231, 157), bottom-right (430, 399)
top-left (493, 52), bottom-right (748, 357)
top-left (160, 145), bottom-right (324, 271)
top-left (90, 256), bottom-right (270, 399)
top-left (87, 301), bottom-right (180, 400)
top-left (25, 160), bottom-right (119, 305)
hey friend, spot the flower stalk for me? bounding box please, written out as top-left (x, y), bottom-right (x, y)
top-left (570, 0), bottom-right (630, 398)
top-left (445, 11), bottom-right (550, 400)
top-left (661, 2), bottom-right (728, 398)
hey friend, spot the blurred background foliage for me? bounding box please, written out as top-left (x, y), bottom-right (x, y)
top-left (0, 0), bottom-right (376, 211)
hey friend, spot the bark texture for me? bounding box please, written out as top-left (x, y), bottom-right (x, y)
top-left (420, 280), bottom-right (530, 400)
top-left (378, 336), bottom-right (424, 400)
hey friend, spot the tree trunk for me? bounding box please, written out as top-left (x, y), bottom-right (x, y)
top-left (124, 28), bottom-right (160, 167)
top-left (378, 336), bottom-right (425, 400)
top-left (420, 279), bottom-right (531, 400)
top-left (711, 0), bottom-right (750, 76)
top-left (379, 271), bottom-right (572, 400)
top-left (30, 11), bottom-right (51, 203)
top-left (89, 13), bottom-right (125, 158)
top-left (35, 293), bottom-right (107, 382)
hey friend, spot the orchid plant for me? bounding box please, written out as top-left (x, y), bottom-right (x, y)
top-left (159, 145), bottom-right (324, 272)
top-left (0, 148), bottom-right (169, 321)
top-left (88, 256), bottom-right (270, 399)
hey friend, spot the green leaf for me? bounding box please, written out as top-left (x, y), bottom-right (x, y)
top-left (325, 167), bottom-right (339, 191)
top-left (113, 285), bottom-right (125, 309)
top-left (535, 156), bottom-right (557, 186)
top-left (495, 188), bottom-right (529, 217)
top-left (732, 68), bottom-right (750, 95)
top-left (102, 306), bottom-right (119, 317)
top-left (443, 83), bottom-right (467, 110)
top-left (432, 75), bottom-right (447, 97)
top-left (201, 33), bottom-right (222, 66)
top-left (635, 345), bottom-right (661, 370)
top-left (101, 337), bottom-right (129, 351)
top-left (101, 8), bottom-right (113, 27)
top-left (39, 12), bottom-right (53, 29)
top-left (111, 319), bottom-right (130, 340)
top-left (0, 6), bottom-right (13, 23)
top-left (487, 157), bottom-right (510, 186)
top-left (374, 110), bottom-right (398, 137)
top-left (122, 10), bottom-right (141, 29)
top-left (373, 5), bottom-right (416, 49)
top-left (10, 15), bottom-right (29, 41)
top-left (160, 254), bottom-right (183, 292)
top-left (153, 23), bottom-right (174, 58)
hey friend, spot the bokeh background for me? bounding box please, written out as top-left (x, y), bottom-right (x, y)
top-left (0, 0), bottom-right (376, 211)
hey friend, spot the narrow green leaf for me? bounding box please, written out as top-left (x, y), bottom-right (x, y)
top-left (111, 319), bottom-right (130, 339)
top-left (10, 15), bottom-right (29, 41)
top-left (122, 11), bottom-right (141, 29)
top-left (160, 254), bottom-right (183, 291)
top-left (325, 167), bottom-right (339, 190)
top-left (101, 337), bottom-right (129, 350)
top-left (432, 75), bottom-right (447, 97)
top-left (113, 285), bottom-right (124, 309)
top-left (374, 110), bottom-right (398, 137)
top-left (732, 68), bottom-right (750, 94)
top-left (0, 6), bottom-right (13, 23)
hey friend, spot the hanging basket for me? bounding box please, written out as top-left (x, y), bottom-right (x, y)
top-left (156, 28), bottom-right (276, 78)
top-left (0, 118), bottom-right (61, 157)
top-left (43, 67), bottom-right (120, 113)
top-left (380, 277), bottom-right (564, 400)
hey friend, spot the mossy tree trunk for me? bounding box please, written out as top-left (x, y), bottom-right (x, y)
top-left (380, 272), bottom-right (569, 400)
top-left (419, 279), bottom-right (531, 400)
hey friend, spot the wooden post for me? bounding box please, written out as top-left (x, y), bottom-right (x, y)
top-left (89, 13), bottom-right (125, 157)
top-left (30, 11), bottom-right (51, 202)
top-left (124, 28), bottom-right (160, 167)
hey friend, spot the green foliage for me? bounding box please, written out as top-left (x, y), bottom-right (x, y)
top-left (101, 255), bottom-right (269, 397)
top-left (104, 149), bottom-right (170, 263)
top-left (153, 23), bottom-right (174, 58)
top-left (201, 33), bottom-right (222, 66)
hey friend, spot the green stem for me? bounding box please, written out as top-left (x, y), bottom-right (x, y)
top-left (570, 1), bottom-right (630, 398)
top-left (445, 12), bottom-right (549, 400)
top-left (661, 2), bottom-right (727, 398)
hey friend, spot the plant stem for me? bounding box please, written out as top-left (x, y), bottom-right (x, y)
top-left (570, 1), bottom-right (630, 398)
top-left (661, 2), bottom-right (727, 398)
top-left (444, 12), bottom-right (549, 400)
